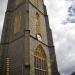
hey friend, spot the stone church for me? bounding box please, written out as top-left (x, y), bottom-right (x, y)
top-left (0, 0), bottom-right (60, 75)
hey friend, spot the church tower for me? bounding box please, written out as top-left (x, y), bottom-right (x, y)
top-left (1, 0), bottom-right (60, 75)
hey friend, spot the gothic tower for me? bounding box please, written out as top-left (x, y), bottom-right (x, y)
top-left (1, 0), bottom-right (60, 75)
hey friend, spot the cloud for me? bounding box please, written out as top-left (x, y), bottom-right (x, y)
top-left (44, 0), bottom-right (75, 75)
top-left (0, 0), bottom-right (8, 40)
top-left (55, 27), bottom-right (75, 73)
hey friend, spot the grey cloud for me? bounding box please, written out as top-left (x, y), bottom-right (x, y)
top-left (44, 0), bottom-right (75, 75)
top-left (53, 27), bottom-right (75, 75)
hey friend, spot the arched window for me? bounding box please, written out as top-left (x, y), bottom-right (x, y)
top-left (34, 45), bottom-right (48, 75)
top-left (14, 13), bottom-right (21, 34)
top-left (36, 13), bottom-right (41, 33)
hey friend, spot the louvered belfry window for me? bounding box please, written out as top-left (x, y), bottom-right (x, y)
top-left (34, 45), bottom-right (48, 75)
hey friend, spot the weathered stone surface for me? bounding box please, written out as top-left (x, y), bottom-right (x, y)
top-left (1, 0), bottom-right (60, 75)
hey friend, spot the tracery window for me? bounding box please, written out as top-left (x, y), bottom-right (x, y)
top-left (34, 45), bottom-right (48, 75)
top-left (14, 13), bottom-right (21, 34)
top-left (35, 13), bottom-right (41, 33)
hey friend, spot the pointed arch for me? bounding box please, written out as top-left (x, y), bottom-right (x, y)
top-left (34, 45), bottom-right (48, 75)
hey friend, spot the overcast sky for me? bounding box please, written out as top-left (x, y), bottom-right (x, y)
top-left (0, 0), bottom-right (75, 75)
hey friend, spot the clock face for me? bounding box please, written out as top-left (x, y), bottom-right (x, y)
top-left (36, 34), bottom-right (42, 41)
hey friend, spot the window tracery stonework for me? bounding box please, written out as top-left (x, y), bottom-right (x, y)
top-left (33, 0), bottom-right (38, 6)
top-left (34, 45), bottom-right (48, 75)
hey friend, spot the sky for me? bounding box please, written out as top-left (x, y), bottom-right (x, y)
top-left (0, 0), bottom-right (75, 75)
top-left (44, 0), bottom-right (75, 75)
